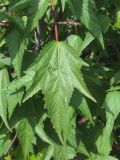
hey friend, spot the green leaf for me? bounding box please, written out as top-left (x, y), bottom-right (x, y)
top-left (80, 32), bottom-right (95, 53)
top-left (29, 154), bottom-right (42, 160)
top-left (66, 33), bottom-right (95, 56)
top-left (35, 116), bottom-right (52, 146)
top-left (0, 11), bottom-right (8, 21)
top-left (14, 146), bottom-right (25, 160)
top-left (6, 29), bottom-right (27, 77)
top-left (68, 128), bottom-right (90, 157)
top-left (7, 87), bottom-right (24, 119)
top-left (36, 113), bottom-right (75, 160)
top-left (25, 41), bottom-right (95, 101)
top-left (69, 0), bottom-right (104, 47)
top-left (70, 90), bottom-right (93, 124)
top-left (53, 145), bottom-right (75, 160)
top-left (7, 71), bottom-right (36, 118)
top-left (42, 145), bottom-right (54, 160)
top-left (35, 120), bottom-right (54, 160)
top-left (16, 119), bottom-right (35, 159)
top-left (0, 54), bottom-right (11, 68)
top-left (5, 156), bottom-right (11, 160)
top-left (9, 0), bottom-right (32, 12)
top-left (66, 35), bottom-right (83, 55)
top-left (114, 9), bottom-right (120, 29)
top-left (9, 16), bottom-right (25, 32)
top-left (96, 91), bottom-right (120, 155)
top-left (61, 0), bottom-right (67, 11)
top-left (0, 69), bottom-right (11, 130)
top-left (24, 41), bottom-right (95, 142)
top-left (9, 71), bottom-right (35, 91)
top-left (27, 0), bottom-right (48, 32)
top-left (0, 135), bottom-right (11, 157)
top-left (98, 15), bottom-right (111, 33)
top-left (87, 155), bottom-right (118, 160)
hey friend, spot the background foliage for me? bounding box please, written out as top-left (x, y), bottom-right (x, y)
top-left (0, 0), bottom-right (120, 159)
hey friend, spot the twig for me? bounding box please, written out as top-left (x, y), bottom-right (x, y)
top-left (58, 21), bottom-right (80, 26)
top-left (50, 0), bottom-right (59, 42)
top-left (34, 20), bottom-right (42, 53)
top-left (5, 135), bottom-right (17, 155)
top-left (0, 20), bottom-right (9, 26)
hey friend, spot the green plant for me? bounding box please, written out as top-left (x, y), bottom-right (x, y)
top-left (0, 0), bottom-right (120, 159)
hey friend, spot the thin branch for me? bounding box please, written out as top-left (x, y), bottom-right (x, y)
top-left (5, 135), bottom-right (17, 155)
top-left (34, 20), bottom-right (42, 53)
top-left (0, 20), bottom-right (9, 26)
top-left (58, 21), bottom-right (81, 26)
top-left (50, 0), bottom-right (59, 42)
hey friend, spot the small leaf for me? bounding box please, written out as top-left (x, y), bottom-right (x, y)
top-left (0, 54), bottom-right (11, 68)
top-left (9, 0), bottom-right (31, 12)
top-left (9, 16), bottom-right (25, 32)
top-left (69, 0), bottom-right (104, 48)
top-left (7, 87), bottom-right (24, 119)
top-left (0, 135), bottom-right (11, 157)
top-left (0, 69), bottom-right (11, 130)
top-left (98, 15), bottom-right (111, 33)
top-left (27, 0), bottom-right (48, 32)
top-left (66, 35), bottom-right (83, 54)
top-left (96, 91), bottom-right (120, 155)
top-left (16, 119), bottom-right (35, 159)
top-left (80, 32), bottom-right (95, 53)
top-left (61, 0), bottom-right (67, 11)
top-left (87, 155), bottom-right (118, 160)
top-left (53, 145), bottom-right (75, 160)
top-left (6, 29), bottom-right (27, 77)
top-left (70, 90), bottom-right (93, 124)
top-left (0, 11), bottom-right (8, 21)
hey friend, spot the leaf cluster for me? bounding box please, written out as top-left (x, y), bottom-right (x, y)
top-left (0, 0), bottom-right (120, 160)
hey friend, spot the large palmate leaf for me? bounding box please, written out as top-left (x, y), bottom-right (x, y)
top-left (6, 29), bottom-right (27, 77)
top-left (0, 69), bottom-right (10, 130)
top-left (96, 91), bottom-right (120, 155)
top-left (27, 0), bottom-right (48, 32)
top-left (16, 118), bottom-right (35, 159)
top-left (24, 41), bottom-right (95, 142)
top-left (69, 0), bottom-right (104, 47)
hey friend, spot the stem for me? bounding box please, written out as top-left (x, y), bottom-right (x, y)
top-left (57, 21), bottom-right (80, 26)
top-left (5, 135), bottom-right (17, 155)
top-left (50, 0), bottom-right (59, 42)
